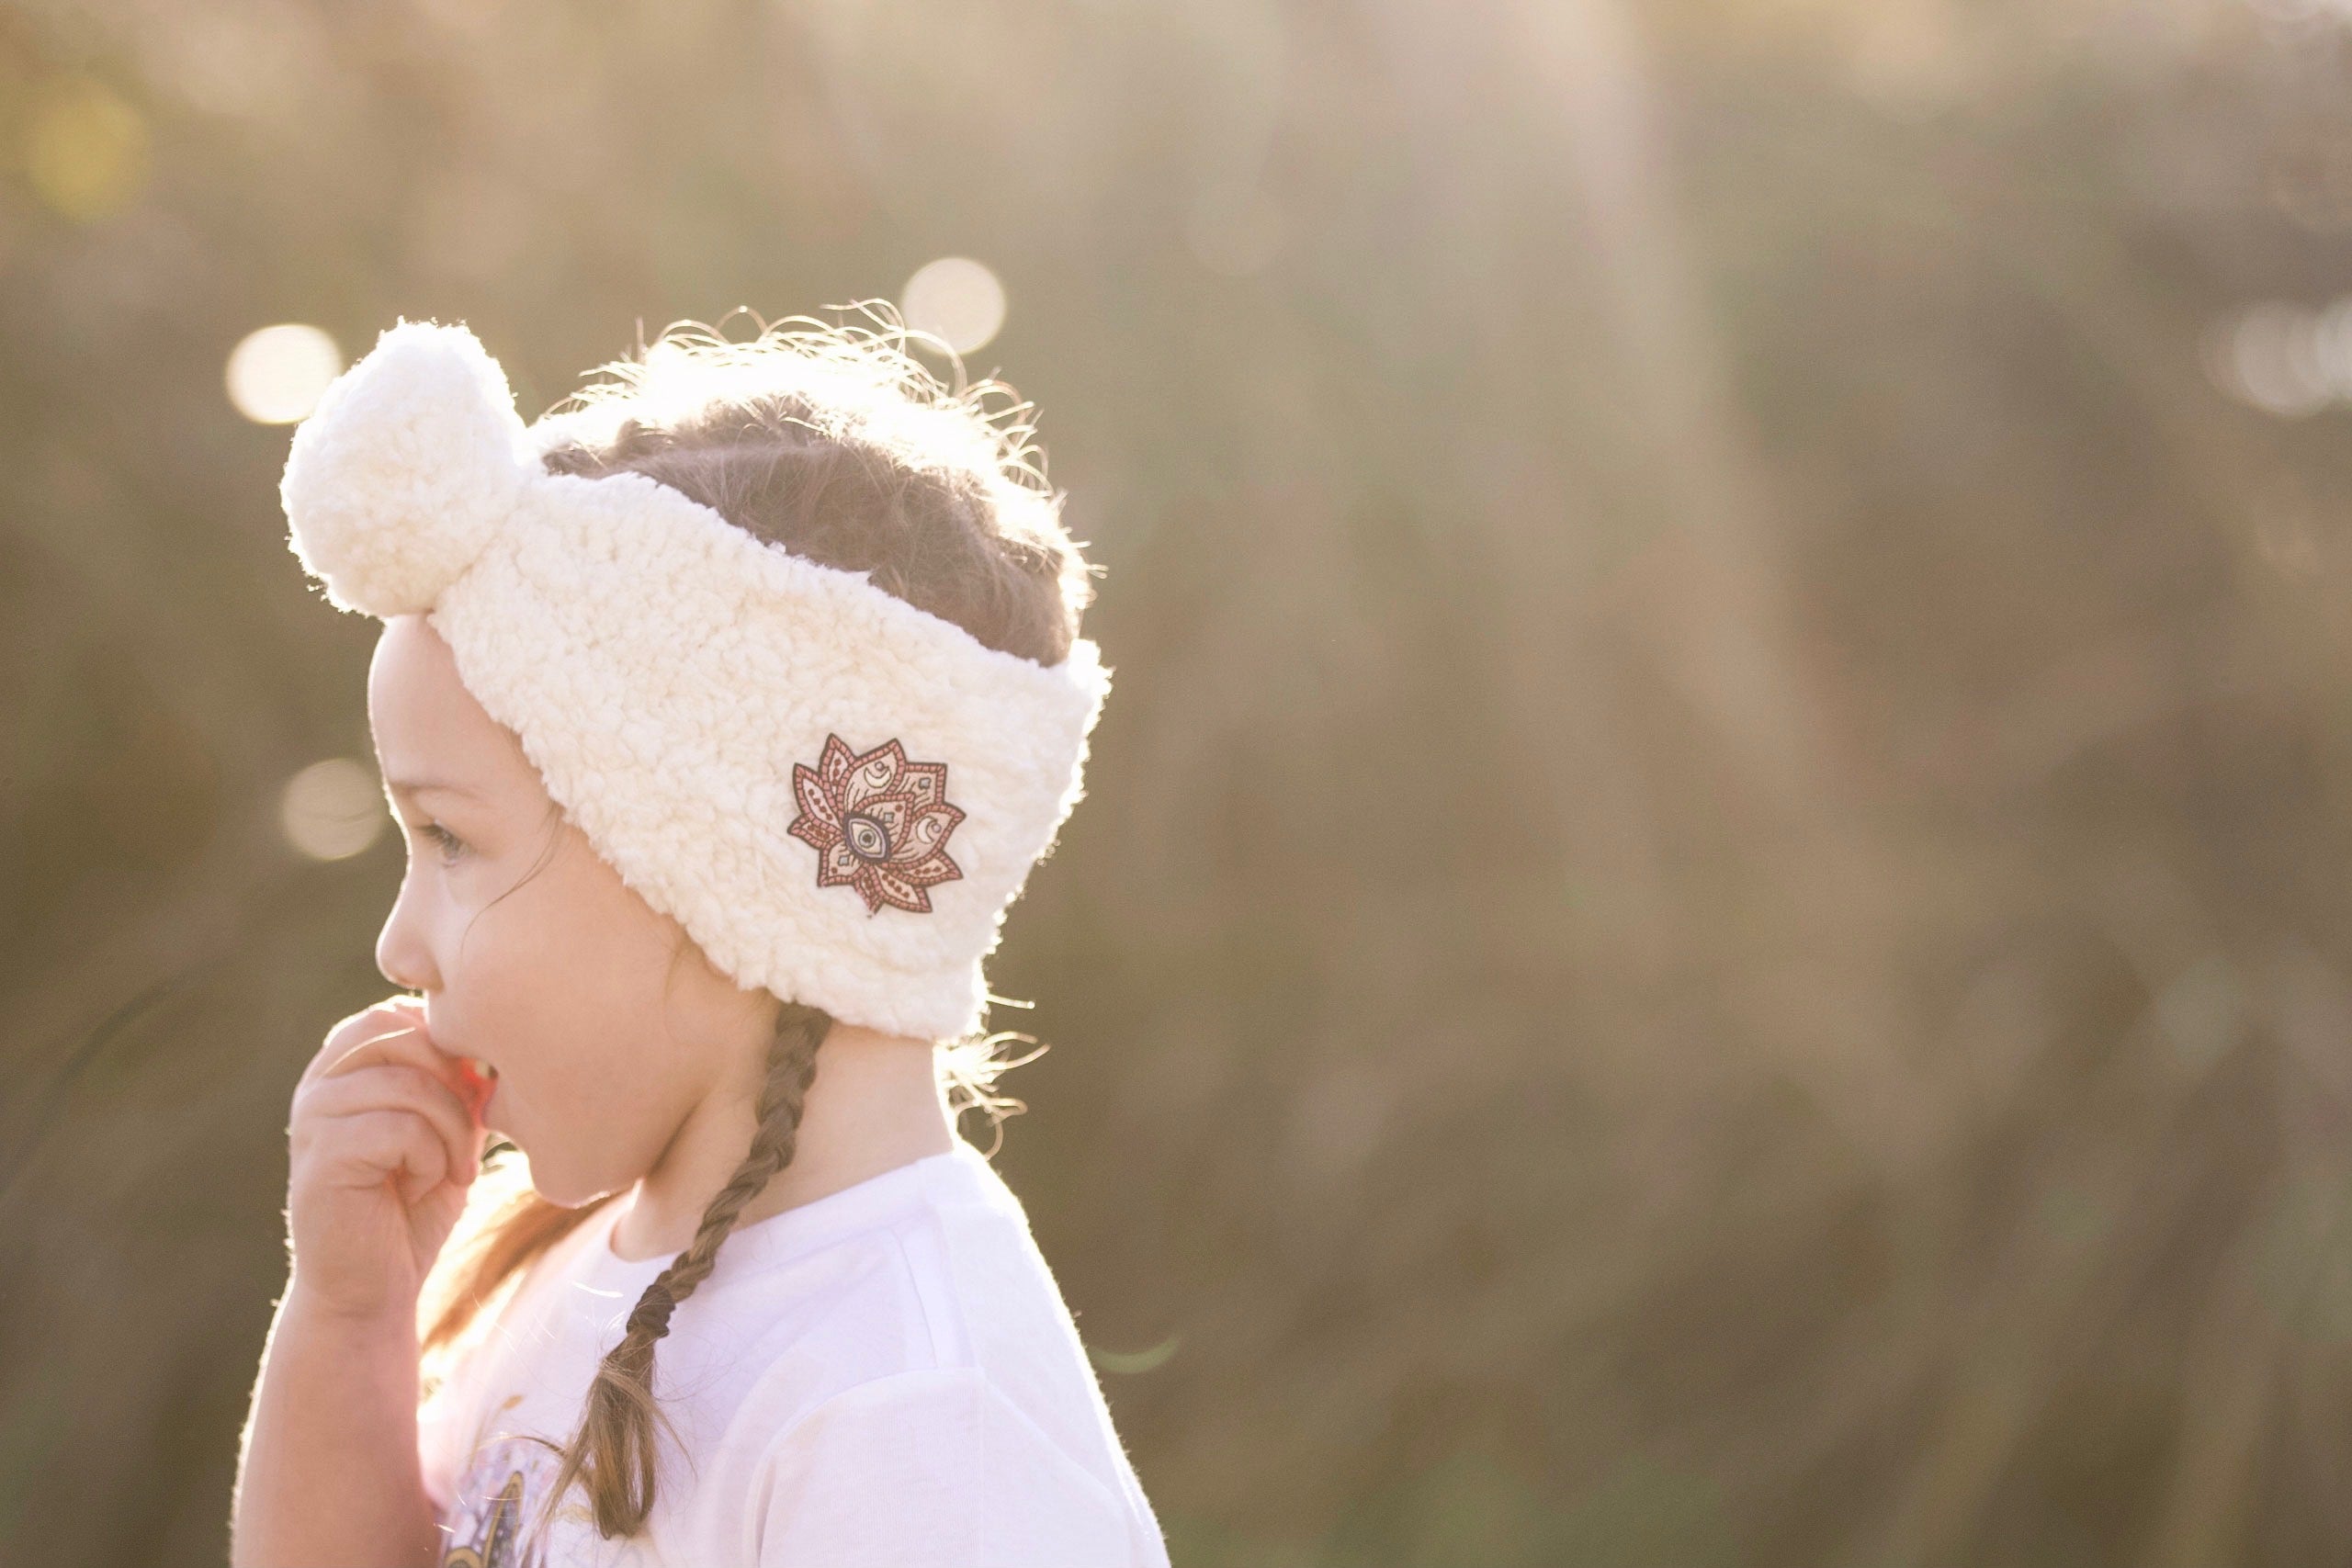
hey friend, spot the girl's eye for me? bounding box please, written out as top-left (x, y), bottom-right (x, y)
top-left (413, 821), bottom-right (469, 863)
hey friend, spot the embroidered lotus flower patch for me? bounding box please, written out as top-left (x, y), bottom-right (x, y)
top-left (786, 734), bottom-right (967, 914)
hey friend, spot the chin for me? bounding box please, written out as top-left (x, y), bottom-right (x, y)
top-left (518, 1153), bottom-right (628, 1212)
top-left (520, 1163), bottom-right (592, 1209)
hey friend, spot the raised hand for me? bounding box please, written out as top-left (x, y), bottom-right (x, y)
top-left (283, 995), bottom-right (494, 1325)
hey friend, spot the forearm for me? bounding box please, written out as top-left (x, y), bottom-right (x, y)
top-left (230, 1278), bottom-right (439, 1568)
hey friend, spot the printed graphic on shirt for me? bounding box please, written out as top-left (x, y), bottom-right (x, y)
top-left (438, 1423), bottom-right (571, 1568)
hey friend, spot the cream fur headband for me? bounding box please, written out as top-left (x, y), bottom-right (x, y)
top-left (279, 319), bottom-right (1112, 1043)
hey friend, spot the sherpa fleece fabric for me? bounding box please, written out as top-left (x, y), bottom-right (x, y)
top-left (280, 319), bottom-right (1112, 1042)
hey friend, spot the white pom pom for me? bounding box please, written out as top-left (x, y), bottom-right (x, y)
top-left (279, 319), bottom-right (536, 617)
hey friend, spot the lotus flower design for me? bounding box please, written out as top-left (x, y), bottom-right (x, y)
top-left (786, 734), bottom-right (967, 914)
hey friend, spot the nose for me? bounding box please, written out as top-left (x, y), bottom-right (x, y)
top-left (375, 880), bottom-right (439, 994)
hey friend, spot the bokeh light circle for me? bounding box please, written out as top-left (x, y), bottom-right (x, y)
top-left (901, 257), bottom-right (1007, 355)
top-left (281, 758), bottom-right (385, 862)
top-left (227, 323), bottom-right (344, 425)
top-left (26, 76), bottom-right (150, 222)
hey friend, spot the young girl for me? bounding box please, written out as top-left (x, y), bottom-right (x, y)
top-left (228, 310), bottom-right (1168, 1567)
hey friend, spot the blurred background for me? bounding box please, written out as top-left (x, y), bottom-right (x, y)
top-left (5, 0), bottom-right (2352, 1562)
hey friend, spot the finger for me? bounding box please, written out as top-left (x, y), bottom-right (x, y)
top-left (298, 1058), bottom-right (469, 1136)
top-left (322, 1107), bottom-right (450, 1201)
top-left (307, 1064), bottom-right (482, 1189)
top-left (318, 1018), bottom-right (427, 1079)
top-left (318, 1018), bottom-right (478, 1110)
top-left (297, 1066), bottom-right (482, 1190)
top-left (301, 999), bottom-right (429, 1089)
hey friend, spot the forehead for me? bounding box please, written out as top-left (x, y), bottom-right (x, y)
top-left (368, 615), bottom-right (539, 803)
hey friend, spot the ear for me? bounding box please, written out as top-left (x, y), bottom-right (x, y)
top-left (280, 318), bottom-right (537, 617)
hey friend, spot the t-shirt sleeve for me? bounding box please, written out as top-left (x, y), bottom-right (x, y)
top-left (752, 1366), bottom-right (1138, 1568)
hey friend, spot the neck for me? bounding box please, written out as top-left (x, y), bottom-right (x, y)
top-left (608, 1023), bottom-right (954, 1263)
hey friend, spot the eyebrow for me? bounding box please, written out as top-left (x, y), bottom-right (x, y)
top-left (384, 776), bottom-right (482, 803)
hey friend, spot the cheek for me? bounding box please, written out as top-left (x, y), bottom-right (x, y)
top-left (473, 976), bottom-right (653, 1193)
top-left (510, 1014), bottom-right (690, 1203)
top-left (451, 848), bottom-right (689, 1141)
top-left (456, 843), bottom-right (666, 1017)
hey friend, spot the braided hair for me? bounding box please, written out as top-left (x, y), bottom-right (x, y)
top-left (527, 998), bottom-right (831, 1540)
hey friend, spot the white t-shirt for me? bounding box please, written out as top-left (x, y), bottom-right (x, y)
top-left (417, 1135), bottom-right (1170, 1567)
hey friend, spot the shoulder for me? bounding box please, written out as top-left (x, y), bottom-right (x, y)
top-left (701, 1154), bottom-right (1042, 1396)
top-left (748, 1367), bottom-right (1142, 1568)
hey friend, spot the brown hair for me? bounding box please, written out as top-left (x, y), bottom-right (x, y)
top-left (413, 305), bottom-right (1093, 1540)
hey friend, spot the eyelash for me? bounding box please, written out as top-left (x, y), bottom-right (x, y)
top-left (412, 820), bottom-right (469, 863)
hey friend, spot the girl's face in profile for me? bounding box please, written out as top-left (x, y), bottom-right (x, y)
top-left (366, 614), bottom-right (768, 1206)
